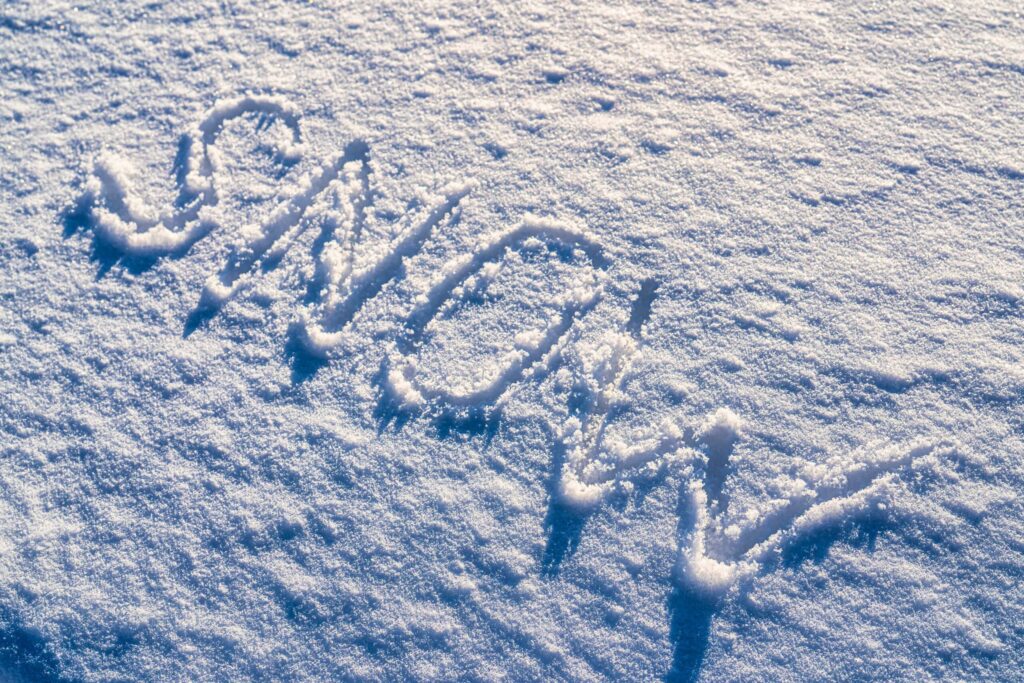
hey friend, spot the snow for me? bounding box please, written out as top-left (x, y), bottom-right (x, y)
top-left (2, 1), bottom-right (1024, 680)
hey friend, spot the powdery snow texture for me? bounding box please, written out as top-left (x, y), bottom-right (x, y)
top-left (1, 1), bottom-right (1023, 681)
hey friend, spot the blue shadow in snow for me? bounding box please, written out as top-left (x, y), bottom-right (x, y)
top-left (665, 475), bottom-right (719, 683)
top-left (0, 605), bottom-right (70, 683)
top-left (780, 511), bottom-right (893, 571)
top-left (61, 198), bottom-right (160, 279)
top-left (283, 324), bottom-right (329, 385)
top-left (371, 359), bottom-right (412, 434)
top-left (540, 439), bottom-right (591, 577)
top-left (666, 585), bottom-right (719, 683)
top-left (434, 406), bottom-right (501, 445)
top-left (182, 304), bottom-right (218, 338)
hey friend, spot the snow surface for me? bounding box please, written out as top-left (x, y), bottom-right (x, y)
top-left (2, 1), bottom-right (1024, 680)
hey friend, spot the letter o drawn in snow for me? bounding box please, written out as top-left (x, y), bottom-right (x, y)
top-left (386, 216), bottom-right (606, 410)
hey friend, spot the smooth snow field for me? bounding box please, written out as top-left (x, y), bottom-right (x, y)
top-left (2, 1), bottom-right (1023, 681)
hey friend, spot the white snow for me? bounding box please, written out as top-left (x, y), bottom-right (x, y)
top-left (1, 1), bottom-right (1024, 681)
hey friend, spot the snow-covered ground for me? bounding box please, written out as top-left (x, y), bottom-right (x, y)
top-left (2, 1), bottom-right (1023, 680)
